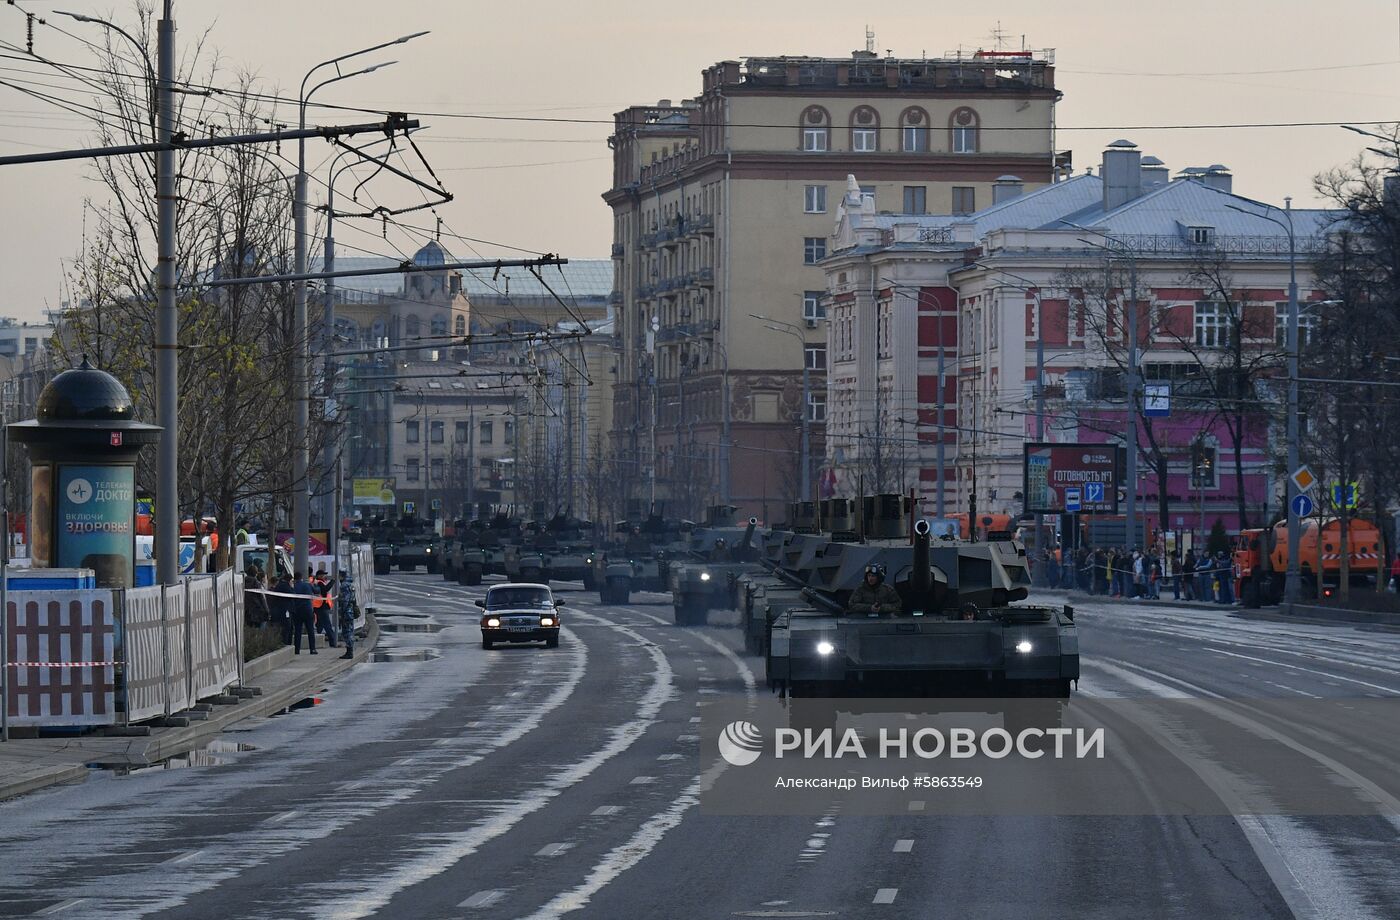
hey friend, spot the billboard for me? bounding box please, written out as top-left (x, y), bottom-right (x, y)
top-left (352, 478), bottom-right (396, 506)
top-left (1023, 443), bottom-right (1123, 515)
top-left (276, 529), bottom-right (331, 558)
top-left (56, 464), bottom-right (136, 587)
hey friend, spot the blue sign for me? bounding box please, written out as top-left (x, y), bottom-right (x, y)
top-left (1065, 487), bottom-right (1082, 513)
top-left (1085, 482), bottom-right (1106, 504)
top-left (1291, 493), bottom-right (1314, 518)
top-left (56, 464), bottom-right (135, 587)
top-left (1332, 482), bottom-right (1359, 510)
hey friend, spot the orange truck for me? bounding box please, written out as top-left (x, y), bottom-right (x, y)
top-left (1233, 517), bottom-right (1383, 607)
top-left (948, 512), bottom-right (1017, 541)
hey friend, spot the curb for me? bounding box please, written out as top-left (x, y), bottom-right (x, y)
top-left (0, 615), bottom-right (380, 798)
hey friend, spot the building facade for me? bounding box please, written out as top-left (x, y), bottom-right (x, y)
top-left (824, 141), bottom-right (1337, 541)
top-left (605, 48), bottom-right (1060, 520)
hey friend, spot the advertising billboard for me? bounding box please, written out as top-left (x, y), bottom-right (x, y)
top-left (352, 478), bottom-right (396, 506)
top-left (276, 529), bottom-right (331, 557)
top-left (56, 464), bottom-right (136, 587)
top-left (1022, 443), bottom-right (1123, 515)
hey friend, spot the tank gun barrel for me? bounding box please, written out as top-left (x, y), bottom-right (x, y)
top-left (911, 519), bottom-right (932, 597)
top-left (740, 516), bottom-right (758, 550)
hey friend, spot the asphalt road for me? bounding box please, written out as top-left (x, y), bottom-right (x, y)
top-left (1, 575), bottom-right (1398, 919)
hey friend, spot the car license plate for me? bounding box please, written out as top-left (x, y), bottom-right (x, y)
top-left (507, 625), bottom-right (534, 632)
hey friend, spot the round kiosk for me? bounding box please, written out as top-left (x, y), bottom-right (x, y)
top-left (9, 357), bottom-right (161, 588)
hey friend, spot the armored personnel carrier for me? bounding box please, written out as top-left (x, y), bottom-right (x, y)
top-left (539, 514), bottom-right (595, 585)
top-left (762, 496), bottom-right (1078, 727)
top-left (668, 507), bottom-right (768, 626)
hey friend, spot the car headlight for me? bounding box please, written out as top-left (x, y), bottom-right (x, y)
top-left (700, 572), bottom-right (711, 581)
top-left (1016, 640), bottom-right (1033, 654)
top-left (816, 640), bottom-right (835, 656)
top-left (486, 617), bottom-right (501, 627)
top-left (541, 617), bottom-right (555, 627)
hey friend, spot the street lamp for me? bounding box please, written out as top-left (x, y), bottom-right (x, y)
top-left (292, 32), bottom-right (427, 579)
top-left (750, 313), bottom-right (812, 501)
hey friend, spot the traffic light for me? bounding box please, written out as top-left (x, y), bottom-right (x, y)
top-left (1190, 438), bottom-right (1214, 489)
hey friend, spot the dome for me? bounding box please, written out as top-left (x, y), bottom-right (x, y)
top-left (412, 240), bottom-right (450, 267)
top-left (36, 356), bottom-right (135, 422)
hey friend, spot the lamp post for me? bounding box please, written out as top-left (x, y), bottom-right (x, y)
top-left (293, 33), bottom-right (425, 580)
top-left (751, 314), bottom-right (811, 501)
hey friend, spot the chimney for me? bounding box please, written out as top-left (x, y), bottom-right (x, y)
top-left (1201, 165), bottom-right (1233, 193)
top-left (1102, 139), bottom-right (1143, 211)
top-left (992, 175), bottom-right (1024, 204)
top-left (1140, 156), bottom-right (1169, 190)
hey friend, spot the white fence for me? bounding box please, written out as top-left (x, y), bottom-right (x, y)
top-left (4, 591), bottom-right (117, 727)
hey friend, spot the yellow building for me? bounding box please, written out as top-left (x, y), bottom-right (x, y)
top-left (605, 48), bottom-right (1060, 519)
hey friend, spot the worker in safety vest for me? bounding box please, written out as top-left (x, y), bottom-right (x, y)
top-left (312, 566), bottom-right (337, 647)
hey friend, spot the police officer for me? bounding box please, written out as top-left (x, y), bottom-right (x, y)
top-left (848, 564), bottom-right (902, 617)
top-left (337, 569), bottom-right (357, 660)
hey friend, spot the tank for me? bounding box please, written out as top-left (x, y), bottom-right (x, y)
top-left (668, 512), bottom-right (769, 625)
top-left (760, 496), bottom-right (1078, 729)
top-left (538, 514), bottom-right (595, 584)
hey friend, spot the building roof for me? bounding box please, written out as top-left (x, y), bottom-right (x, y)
top-left (311, 256), bottom-right (614, 301)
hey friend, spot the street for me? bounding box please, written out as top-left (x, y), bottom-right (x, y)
top-left (0, 575), bottom-right (1397, 919)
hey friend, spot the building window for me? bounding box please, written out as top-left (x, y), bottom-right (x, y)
top-left (431, 458), bottom-right (444, 482)
top-left (902, 186), bottom-right (927, 215)
top-left (479, 420), bottom-right (494, 445)
top-left (504, 420), bottom-right (514, 444)
top-left (849, 105), bottom-right (879, 152)
top-left (803, 237), bottom-right (827, 264)
top-left (1187, 226), bottom-right (1215, 246)
top-left (1189, 438), bottom-right (1219, 490)
top-left (805, 344), bottom-right (827, 370)
top-left (406, 458), bottom-right (420, 482)
top-left (807, 391), bottom-right (827, 423)
top-left (804, 185), bottom-right (827, 213)
top-left (852, 127), bottom-right (876, 151)
top-left (406, 420), bottom-right (420, 444)
top-left (454, 315), bottom-right (467, 336)
top-left (431, 314), bottom-right (448, 336)
top-left (860, 184), bottom-right (876, 207)
top-left (1194, 301), bottom-right (1226, 348)
top-left (900, 107), bottom-right (930, 152)
top-left (952, 187), bottom-right (976, 216)
top-left (950, 107), bottom-right (979, 153)
top-left (455, 420), bottom-right (469, 443)
top-left (405, 314), bottom-right (420, 337)
top-left (430, 420), bottom-right (444, 443)
top-left (803, 291), bottom-right (826, 324)
top-left (1275, 302), bottom-right (1319, 346)
top-left (800, 105), bottom-right (830, 151)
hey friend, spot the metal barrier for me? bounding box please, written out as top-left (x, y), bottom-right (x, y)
top-left (3, 592), bottom-right (117, 727)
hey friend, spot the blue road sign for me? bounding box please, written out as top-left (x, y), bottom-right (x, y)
top-left (1085, 482), bottom-right (1106, 504)
top-left (1065, 487), bottom-right (1082, 513)
top-left (1291, 493), bottom-right (1314, 518)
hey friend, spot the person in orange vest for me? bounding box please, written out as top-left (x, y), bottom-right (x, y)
top-left (312, 565), bottom-right (337, 648)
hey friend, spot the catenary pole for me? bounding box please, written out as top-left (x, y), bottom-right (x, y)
top-left (155, 0), bottom-right (177, 586)
top-left (1284, 198), bottom-right (1302, 603)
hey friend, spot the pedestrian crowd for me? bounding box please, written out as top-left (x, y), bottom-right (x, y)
top-left (242, 562), bottom-right (360, 659)
top-left (1032, 545), bottom-right (1238, 604)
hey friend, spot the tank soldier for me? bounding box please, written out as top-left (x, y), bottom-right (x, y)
top-left (710, 538), bottom-right (731, 562)
top-left (848, 563), bottom-right (902, 617)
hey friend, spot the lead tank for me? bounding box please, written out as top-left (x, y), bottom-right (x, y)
top-left (764, 495), bottom-right (1079, 727)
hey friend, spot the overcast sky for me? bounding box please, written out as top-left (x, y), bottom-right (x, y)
top-left (1, 0), bottom-right (1397, 321)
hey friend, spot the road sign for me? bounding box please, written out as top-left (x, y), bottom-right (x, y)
top-left (1291, 493), bottom-right (1314, 518)
top-left (403, 501), bottom-right (416, 515)
top-left (430, 498), bottom-right (442, 511)
top-left (1065, 487), bottom-right (1082, 513)
top-left (1085, 482), bottom-right (1105, 504)
top-left (1331, 482), bottom-right (1360, 510)
top-left (1144, 383), bottom-right (1170, 417)
top-left (1291, 465), bottom-right (1317, 493)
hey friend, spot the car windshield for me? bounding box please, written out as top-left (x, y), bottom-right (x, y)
top-left (487, 587), bottom-right (553, 609)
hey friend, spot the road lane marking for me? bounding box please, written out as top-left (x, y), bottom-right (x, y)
top-left (689, 716), bottom-right (701, 723)
top-left (630, 775), bottom-right (657, 784)
top-left (162, 849), bottom-right (204, 865)
top-left (907, 801), bottom-right (925, 812)
top-left (657, 753), bottom-right (684, 761)
top-left (34, 899), bottom-right (88, 915)
top-left (893, 839), bottom-right (913, 853)
top-left (458, 890), bottom-right (507, 908)
top-left (677, 734), bottom-right (699, 742)
top-left (591, 806), bottom-right (622, 816)
top-left (873, 888), bottom-right (898, 904)
top-left (265, 810), bottom-right (299, 824)
top-left (535, 843), bottom-right (574, 857)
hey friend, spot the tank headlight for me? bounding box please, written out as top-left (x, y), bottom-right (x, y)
top-left (486, 617), bottom-right (501, 628)
top-left (700, 572), bottom-right (711, 581)
top-left (541, 617), bottom-right (555, 627)
top-left (816, 640), bottom-right (835, 656)
top-left (426, 547), bottom-right (432, 553)
top-left (1016, 640), bottom-right (1034, 654)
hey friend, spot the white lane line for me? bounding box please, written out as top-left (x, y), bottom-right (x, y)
top-left (689, 716), bottom-right (701, 723)
top-left (907, 801), bottom-right (925, 812)
top-left (590, 806), bottom-right (622, 816)
top-left (322, 613), bottom-right (671, 920)
top-left (676, 734), bottom-right (699, 742)
top-left (1204, 647), bottom-right (1400, 695)
top-left (893, 839), bottom-right (914, 853)
top-left (162, 849), bottom-right (205, 865)
top-left (393, 757), bottom-right (417, 767)
top-left (265, 810), bottom-right (299, 824)
top-left (535, 843), bottom-right (574, 857)
top-left (34, 899), bottom-right (88, 915)
top-left (458, 890), bottom-right (508, 909)
top-left (657, 753), bottom-right (685, 761)
top-left (873, 888), bottom-right (898, 904)
top-left (630, 775), bottom-right (657, 785)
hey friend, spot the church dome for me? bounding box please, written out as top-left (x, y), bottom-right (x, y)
top-left (412, 240), bottom-right (450, 267)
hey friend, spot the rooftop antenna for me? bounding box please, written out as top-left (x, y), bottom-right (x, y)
top-left (865, 25), bottom-right (875, 54)
top-left (991, 20), bottom-right (1009, 51)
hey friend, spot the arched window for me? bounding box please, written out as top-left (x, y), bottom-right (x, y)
top-left (799, 105), bottom-right (829, 152)
top-left (900, 106), bottom-right (930, 152)
top-left (950, 107), bottom-right (979, 154)
top-left (454, 315), bottom-right (467, 336)
top-left (431, 314), bottom-right (448, 336)
top-left (849, 105), bottom-right (880, 152)
top-left (405, 314), bottom-right (420, 337)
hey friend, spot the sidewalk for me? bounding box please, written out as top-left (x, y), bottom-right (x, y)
top-left (0, 616), bottom-right (379, 801)
top-left (1038, 586), bottom-right (1234, 613)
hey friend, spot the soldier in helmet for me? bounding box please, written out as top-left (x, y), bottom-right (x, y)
top-left (710, 538), bottom-right (731, 563)
top-left (848, 563), bottom-right (902, 617)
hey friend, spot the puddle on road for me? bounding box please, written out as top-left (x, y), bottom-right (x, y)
top-left (87, 740), bottom-right (258, 775)
top-left (379, 622), bottom-right (449, 633)
top-left (370, 648), bottom-right (442, 663)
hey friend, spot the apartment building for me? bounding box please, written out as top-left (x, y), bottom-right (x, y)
top-left (605, 47), bottom-right (1059, 519)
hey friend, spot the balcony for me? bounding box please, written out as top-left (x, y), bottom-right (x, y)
top-left (640, 230), bottom-right (660, 249)
top-left (693, 267), bottom-right (715, 286)
top-left (687, 213), bottom-right (715, 236)
top-left (636, 284), bottom-right (656, 300)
